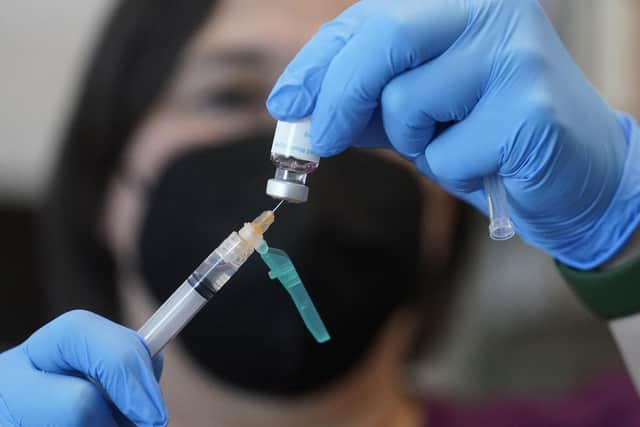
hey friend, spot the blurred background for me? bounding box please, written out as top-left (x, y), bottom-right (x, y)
top-left (1, 0), bottom-right (639, 399)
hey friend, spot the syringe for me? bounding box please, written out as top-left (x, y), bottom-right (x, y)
top-left (138, 210), bottom-right (277, 357)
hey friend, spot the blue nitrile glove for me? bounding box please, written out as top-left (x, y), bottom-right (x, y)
top-left (0, 310), bottom-right (167, 427)
top-left (267, 0), bottom-right (640, 270)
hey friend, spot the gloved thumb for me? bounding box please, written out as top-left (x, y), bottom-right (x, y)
top-left (25, 310), bottom-right (168, 427)
top-left (380, 49), bottom-right (488, 159)
top-left (266, 20), bottom-right (351, 121)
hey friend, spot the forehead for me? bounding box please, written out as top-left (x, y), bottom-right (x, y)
top-left (189, 0), bottom-right (355, 59)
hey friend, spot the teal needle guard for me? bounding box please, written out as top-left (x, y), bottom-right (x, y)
top-left (256, 241), bottom-right (330, 343)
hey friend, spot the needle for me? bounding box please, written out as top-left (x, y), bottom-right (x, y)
top-left (272, 200), bottom-right (285, 213)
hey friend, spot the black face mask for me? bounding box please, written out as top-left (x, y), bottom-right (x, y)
top-left (139, 132), bottom-right (424, 397)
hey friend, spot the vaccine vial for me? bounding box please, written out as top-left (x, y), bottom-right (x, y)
top-left (266, 118), bottom-right (320, 203)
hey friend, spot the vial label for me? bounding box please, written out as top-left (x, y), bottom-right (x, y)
top-left (271, 118), bottom-right (320, 163)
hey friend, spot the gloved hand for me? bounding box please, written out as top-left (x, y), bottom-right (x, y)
top-left (0, 310), bottom-right (167, 427)
top-left (267, 0), bottom-right (640, 270)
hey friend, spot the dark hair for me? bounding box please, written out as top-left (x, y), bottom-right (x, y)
top-left (42, 0), bottom-right (217, 320)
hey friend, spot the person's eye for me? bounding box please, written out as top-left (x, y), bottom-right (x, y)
top-left (206, 87), bottom-right (262, 110)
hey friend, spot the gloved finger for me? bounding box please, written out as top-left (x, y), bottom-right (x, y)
top-left (106, 349), bottom-right (162, 425)
top-left (114, 407), bottom-right (137, 427)
top-left (310, 4), bottom-right (468, 156)
top-left (413, 154), bottom-right (487, 209)
top-left (136, 333), bottom-right (163, 381)
top-left (416, 107), bottom-right (504, 194)
top-left (25, 310), bottom-right (168, 427)
top-left (352, 108), bottom-right (393, 149)
top-left (266, 15), bottom-right (358, 121)
top-left (380, 50), bottom-right (487, 157)
top-left (152, 354), bottom-right (164, 382)
top-left (0, 347), bottom-right (118, 427)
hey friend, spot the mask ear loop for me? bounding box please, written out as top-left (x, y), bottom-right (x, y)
top-left (256, 240), bottom-right (331, 343)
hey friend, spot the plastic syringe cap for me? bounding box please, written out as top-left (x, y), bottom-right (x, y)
top-left (258, 243), bottom-right (331, 344)
top-left (266, 179), bottom-right (309, 203)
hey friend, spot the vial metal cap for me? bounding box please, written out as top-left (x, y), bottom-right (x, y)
top-left (266, 179), bottom-right (309, 203)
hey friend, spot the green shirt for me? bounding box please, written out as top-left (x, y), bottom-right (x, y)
top-left (558, 257), bottom-right (640, 320)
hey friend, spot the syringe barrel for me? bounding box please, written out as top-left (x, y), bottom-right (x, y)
top-left (139, 281), bottom-right (208, 357)
top-left (138, 232), bottom-right (253, 356)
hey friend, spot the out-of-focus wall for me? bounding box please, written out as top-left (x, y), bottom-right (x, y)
top-left (595, 1), bottom-right (640, 116)
top-left (546, 0), bottom-right (640, 115)
top-left (0, 0), bottom-right (113, 202)
top-left (0, 0), bottom-right (114, 348)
